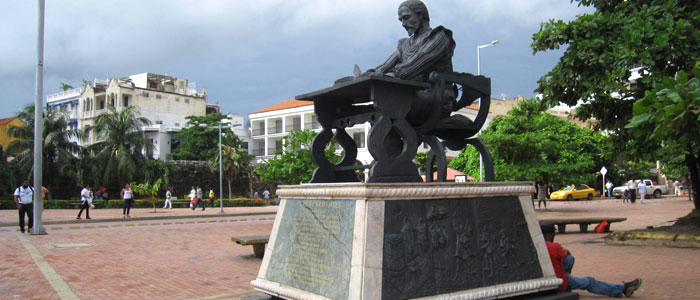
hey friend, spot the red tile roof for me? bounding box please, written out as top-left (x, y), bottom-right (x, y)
top-left (251, 100), bottom-right (313, 114)
top-left (430, 167), bottom-right (475, 181)
top-left (0, 117), bottom-right (18, 126)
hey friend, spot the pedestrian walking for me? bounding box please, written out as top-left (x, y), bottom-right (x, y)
top-left (13, 179), bottom-right (33, 233)
top-left (121, 183), bottom-right (134, 218)
top-left (638, 180), bottom-right (647, 203)
top-left (163, 187), bottom-right (172, 209)
top-left (263, 189), bottom-right (270, 205)
top-left (623, 189), bottom-right (629, 203)
top-left (193, 186), bottom-right (205, 211)
top-left (627, 180), bottom-right (637, 203)
top-left (674, 180), bottom-right (681, 196)
top-left (253, 191), bottom-right (259, 199)
top-left (76, 184), bottom-right (93, 220)
top-left (605, 179), bottom-right (613, 198)
top-left (209, 189), bottom-right (215, 207)
top-left (188, 186), bottom-right (196, 208)
top-left (537, 183), bottom-right (547, 209)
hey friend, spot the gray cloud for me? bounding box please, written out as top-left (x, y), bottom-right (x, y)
top-left (0, 0), bottom-right (590, 116)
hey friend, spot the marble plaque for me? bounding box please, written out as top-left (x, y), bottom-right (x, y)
top-left (382, 196), bottom-right (543, 299)
top-left (265, 199), bottom-right (355, 300)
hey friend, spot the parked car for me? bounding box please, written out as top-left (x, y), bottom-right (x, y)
top-left (612, 179), bottom-right (668, 199)
top-left (550, 184), bottom-right (596, 201)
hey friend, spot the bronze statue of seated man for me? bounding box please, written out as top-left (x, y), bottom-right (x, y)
top-left (337, 0), bottom-right (478, 139)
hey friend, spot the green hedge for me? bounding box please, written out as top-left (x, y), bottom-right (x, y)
top-left (0, 198), bottom-right (266, 209)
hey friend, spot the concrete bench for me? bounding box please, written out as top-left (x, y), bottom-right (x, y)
top-left (539, 217), bottom-right (626, 233)
top-left (232, 235), bottom-right (270, 258)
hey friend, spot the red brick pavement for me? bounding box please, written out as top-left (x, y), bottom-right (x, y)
top-left (0, 197), bottom-right (697, 299)
top-left (0, 206), bottom-right (279, 227)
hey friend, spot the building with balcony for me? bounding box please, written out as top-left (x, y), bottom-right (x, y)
top-left (46, 73), bottom-right (217, 160)
top-left (248, 99), bottom-right (492, 172)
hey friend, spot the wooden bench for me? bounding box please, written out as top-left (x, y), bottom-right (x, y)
top-left (232, 235), bottom-right (270, 258)
top-left (539, 217), bottom-right (627, 233)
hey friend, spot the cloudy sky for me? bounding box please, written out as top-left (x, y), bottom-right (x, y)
top-left (1, 0), bottom-right (591, 119)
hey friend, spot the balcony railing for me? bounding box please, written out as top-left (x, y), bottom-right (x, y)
top-left (304, 122), bottom-right (321, 130)
top-left (251, 149), bottom-right (264, 156)
top-left (251, 128), bottom-right (265, 136)
top-left (285, 124), bottom-right (302, 132)
top-left (268, 127), bottom-right (283, 134)
top-left (267, 148), bottom-right (282, 154)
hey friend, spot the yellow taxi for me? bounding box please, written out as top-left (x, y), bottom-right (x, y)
top-left (549, 184), bottom-right (596, 201)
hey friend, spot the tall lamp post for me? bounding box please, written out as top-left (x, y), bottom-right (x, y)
top-left (476, 40), bottom-right (499, 182)
top-left (200, 119), bottom-right (241, 214)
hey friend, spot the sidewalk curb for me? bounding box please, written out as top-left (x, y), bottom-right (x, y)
top-left (605, 231), bottom-right (700, 248)
top-left (0, 211), bottom-right (276, 228)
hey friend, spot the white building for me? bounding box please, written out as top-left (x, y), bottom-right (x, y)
top-left (47, 73), bottom-right (220, 160)
top-left (248, 99), bottom-right (492, 167)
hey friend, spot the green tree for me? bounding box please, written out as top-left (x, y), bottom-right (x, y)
top-left (448, 146), bottom-right (481, 181)
top-left (0, 146), bottom-right (19, 196)
top-left (626, 64), bottom-right (700, 209)
top-left (209, 133), bottom-right (253, 199)
top-left (531, 0), bottom-right (700, 143)
top-left (131, 178), bottom-right (162, 212)
top-left (6, 105), bottom-right (81, 190)
top-left (170, 113), bottom-right (231, 161)
top-left (253, 130), bottom-right (342, 185)
top-left (476, 98), bottom-right (609, 188)
top-left (84, 106), bottom-right (152, 186)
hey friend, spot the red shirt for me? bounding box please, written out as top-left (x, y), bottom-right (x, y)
top-left (546, 241), bottom-right (569, 291)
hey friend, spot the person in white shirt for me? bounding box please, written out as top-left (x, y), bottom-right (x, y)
top-left (76, 184), bottom-right (92, 219)
top-left (263, 189), bottom-right (270, 204)
top-left (626, 180), bottom-right (638, 203)
top-left (163, 187), bottom-right (172, 209)
top-left (638, 181), bottom-right (647, 203)
top-left (13, 179), bottom-right (33, 233)
top-left (605, 180), bottom-right (614, 198)
top-left (121, 183), bottom-right (133, 218)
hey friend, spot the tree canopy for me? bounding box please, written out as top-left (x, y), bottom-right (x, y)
top-left (170, 113), bottom-right (234, 161)
top-left (626, 64), bottom-right (700, 208)
top-left (84, 106), bottom-right (152, 186)
top-left (466, 98), bottom-right (609, 186)
top-left (253, 130), bottom-right (342, 185)
top-left (6, 105), bottom-right (81, 189)
top-left (532, 0), bottom-right (700, 137)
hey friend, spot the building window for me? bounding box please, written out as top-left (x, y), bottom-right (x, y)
top-left (175, 98), bottom-right (180, 102)
top-left (156, 94), bottom-right (162, 99)
top-left (123, 95), bottom-right (130, 107)
top-left (185, 99), bottom-right (190, 103)
top-left (353, 132), bottom-right (366, 148)
top-left (155, 120), bottom-right (163, 125)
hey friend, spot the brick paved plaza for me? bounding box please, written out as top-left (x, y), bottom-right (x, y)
top-left (0, 196), bottom-right (697, 299)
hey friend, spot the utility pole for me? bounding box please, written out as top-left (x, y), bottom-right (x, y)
top-left (32, 0), bottom-right (46, 235)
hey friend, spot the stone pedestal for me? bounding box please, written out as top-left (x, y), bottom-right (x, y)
top-left (252, 182), bottom-right (561, 300)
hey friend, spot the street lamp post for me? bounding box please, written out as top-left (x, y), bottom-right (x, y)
top-left (200, 119), bottom-right (241, 214)
top-left (476, 40), bottom-right (499, 182)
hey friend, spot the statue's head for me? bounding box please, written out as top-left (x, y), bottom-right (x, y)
top-left (398, 0), bottom-right (430, 36)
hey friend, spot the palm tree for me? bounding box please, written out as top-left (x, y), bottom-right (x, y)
top-left (209, 133), bottom-right (252, 199)
top-left (6, 104), bottom-right (81, 189)
top-left (59, 82), bottom-right (74, 91)
top-left (84, 106), bottom-right (152, 186)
